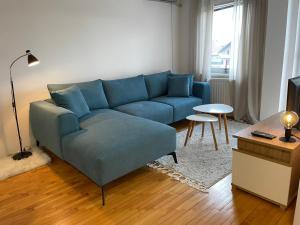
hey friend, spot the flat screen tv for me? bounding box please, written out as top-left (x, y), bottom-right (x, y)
top-left (286, 76), bottom-right (300, 128)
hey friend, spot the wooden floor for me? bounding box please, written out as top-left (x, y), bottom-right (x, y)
top-left (0, 122), bottom-right (296, 225)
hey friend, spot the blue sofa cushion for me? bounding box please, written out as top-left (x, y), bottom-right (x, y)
top-left (193, 82), bottom-right (211, 104)
top-left (62, 111), bottom-right (176, 185)
top-left (168, 76), bottom-right (190, 97)
top-left (102, 75), bottom-right (149, 108)
top-left (144, 71), bottom-right (171, 98)
top-left (114, 101), bottom-right (173, 124)
top-left (170, 73), bottom-right (194, 96)
top-left (152, 96), bottom-right (202, 122)
top-left (50, 86), bottom-right (90, 118)
top-left (47, 80), bottom-right (109, 110)
top-left (79, 109), bottom-right (121, 127)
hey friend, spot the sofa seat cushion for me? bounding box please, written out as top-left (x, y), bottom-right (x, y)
top-left (152, 96), bottom-right (202, 122)
top-left (62, 112), bottom-right (176, 186)
top-left (79, 109), bottom-right (125, 128)
top-left (102, 75), bottom-right (149, 108)
top-left (114, 101), bottom-right (173, 124)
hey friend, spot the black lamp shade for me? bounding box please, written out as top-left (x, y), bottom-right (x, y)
top-left (27, 53), bottom-right (40, 67)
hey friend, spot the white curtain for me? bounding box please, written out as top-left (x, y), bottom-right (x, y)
top-left (229, 0), bottom-right (243, 81)
top-left (279, 0), bottom-right (300, 111)
top-left (231, 0), bottom-right (267, 123)
top-left (195, 0), bottom-right (214, 81)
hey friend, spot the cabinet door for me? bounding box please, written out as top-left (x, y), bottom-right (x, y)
top-left (232, 150), bottom-right (291, 206)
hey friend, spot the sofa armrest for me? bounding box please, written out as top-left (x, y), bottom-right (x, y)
top-left (30, 100), bottom-right (80, 158)
top-left (193, 82), bottom-right (211, 104)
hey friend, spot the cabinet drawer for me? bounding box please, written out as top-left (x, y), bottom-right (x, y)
top-left (238, 139), bottom-right (291, 164)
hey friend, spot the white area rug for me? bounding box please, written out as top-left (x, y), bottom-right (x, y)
top-left (148, 120), bottom-right (249, 192)
top-left (0, 148), bottom-right (51, 181)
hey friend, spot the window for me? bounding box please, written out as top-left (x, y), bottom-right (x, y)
top-left (211, 3), bottom-right (235, 77)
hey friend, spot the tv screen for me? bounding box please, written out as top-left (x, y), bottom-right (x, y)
top-left (286, 76), bottom-right (300, 128)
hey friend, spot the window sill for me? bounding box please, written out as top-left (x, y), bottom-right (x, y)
top-left (211, 74), bottom-right (229, 79)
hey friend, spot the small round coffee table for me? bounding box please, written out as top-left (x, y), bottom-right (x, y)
top-left (193, 104), bottom-right (234, 144)
top-left (184, 114), bottom-right (219, 150)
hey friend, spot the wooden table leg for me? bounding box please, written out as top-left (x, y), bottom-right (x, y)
top-left (189, 121), bottom-right (195, 138)
top-left (210, 122), bottom-right (218, 150)
top-left (224, 114), bottom-right (229, 144)
top-left (218, 114), bottom-right (222, 130)
top-left (201, 122), bottom-right (205, 137)
top-left (184, 121), bottom-right (192, 146)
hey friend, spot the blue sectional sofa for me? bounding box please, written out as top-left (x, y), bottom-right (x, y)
top-left (30, 71), bottom-right (210, 205)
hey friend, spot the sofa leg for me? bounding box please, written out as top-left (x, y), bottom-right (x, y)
top-left (101, 186), bottom-right (105, 206)
top-left (169, 152), bottom-right (178, 164)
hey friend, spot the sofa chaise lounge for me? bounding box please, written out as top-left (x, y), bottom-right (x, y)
top-left (30, 71), bottom-right (210, 205)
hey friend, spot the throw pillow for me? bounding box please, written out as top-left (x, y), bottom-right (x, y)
top-left (170, 73), bottom-right (194, 96)
top-left (168, 76), bottom-right (190, 97)
top-left (47, 80), bottom-right (109, 110)
top-left (51, 86), bottom-right (90, 118)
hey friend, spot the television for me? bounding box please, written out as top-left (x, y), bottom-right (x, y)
top-left (286, 76), bottom-right (300, 128)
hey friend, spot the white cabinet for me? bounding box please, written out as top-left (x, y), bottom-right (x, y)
top-left (233, 113), bottom-right (300, 209)
top-left (232, 150), bottom-right (292, 207)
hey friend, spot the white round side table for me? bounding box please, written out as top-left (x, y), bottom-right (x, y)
top-left (185, 114), bottom-right (219, 150)
top-left (193, 104), bottom-right (234, 144)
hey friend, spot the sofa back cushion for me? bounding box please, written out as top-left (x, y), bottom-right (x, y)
top-left (50, 86), bottom-right (90, 118)
top-left (102, 75), bottom-right (149, 108)
top-left (144, 71), bottom-right (171, 98)
top-left (47, 80), bottom-right (109, 110)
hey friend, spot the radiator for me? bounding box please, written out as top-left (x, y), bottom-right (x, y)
top-left (209, 78), bottom-right (232, 106)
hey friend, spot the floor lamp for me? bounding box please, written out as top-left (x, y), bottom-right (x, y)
top-left (10, 50), bottom-right (40, 160)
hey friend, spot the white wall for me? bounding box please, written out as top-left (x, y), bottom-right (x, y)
top-left (174, 0), bottom-right (197, 73)
top-left (0, 0), bottom-right (190, 157)
top-left (260, 0), bottom-right (289, 120)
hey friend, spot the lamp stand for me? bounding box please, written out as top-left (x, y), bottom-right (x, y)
top-left (11, 75), bottom-right (32, 160)
top-left (12, 151), bottom-right (32, 160)
top-left (279, 128), bottom-right (296, 143)
top-left (9, 51), bottom-right (33, 160)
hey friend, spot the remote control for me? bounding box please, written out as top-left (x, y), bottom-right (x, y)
top-left (251, 130), bottom-right (277, 139)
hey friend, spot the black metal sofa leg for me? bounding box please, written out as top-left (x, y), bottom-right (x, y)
top-left (101, 186), bottom-right (105, 206)
top-left (168, 152), bottom-right (178, 164)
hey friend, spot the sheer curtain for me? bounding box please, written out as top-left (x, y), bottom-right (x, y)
top-left (229, 0), bottom-right (243, 81)
top-left (279, 0), bottom-right (300, 111)
top-left (195, 0), bottom-right (214, 81)
top-left (194, 0), bottom-right (267, 122)
top-left (231, 0), bottom-right (268, 123)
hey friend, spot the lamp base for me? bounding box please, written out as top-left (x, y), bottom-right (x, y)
top-left (279, 136), bottom-right (296, 143)
top-left (12, 151), bottom-right (32, 160)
